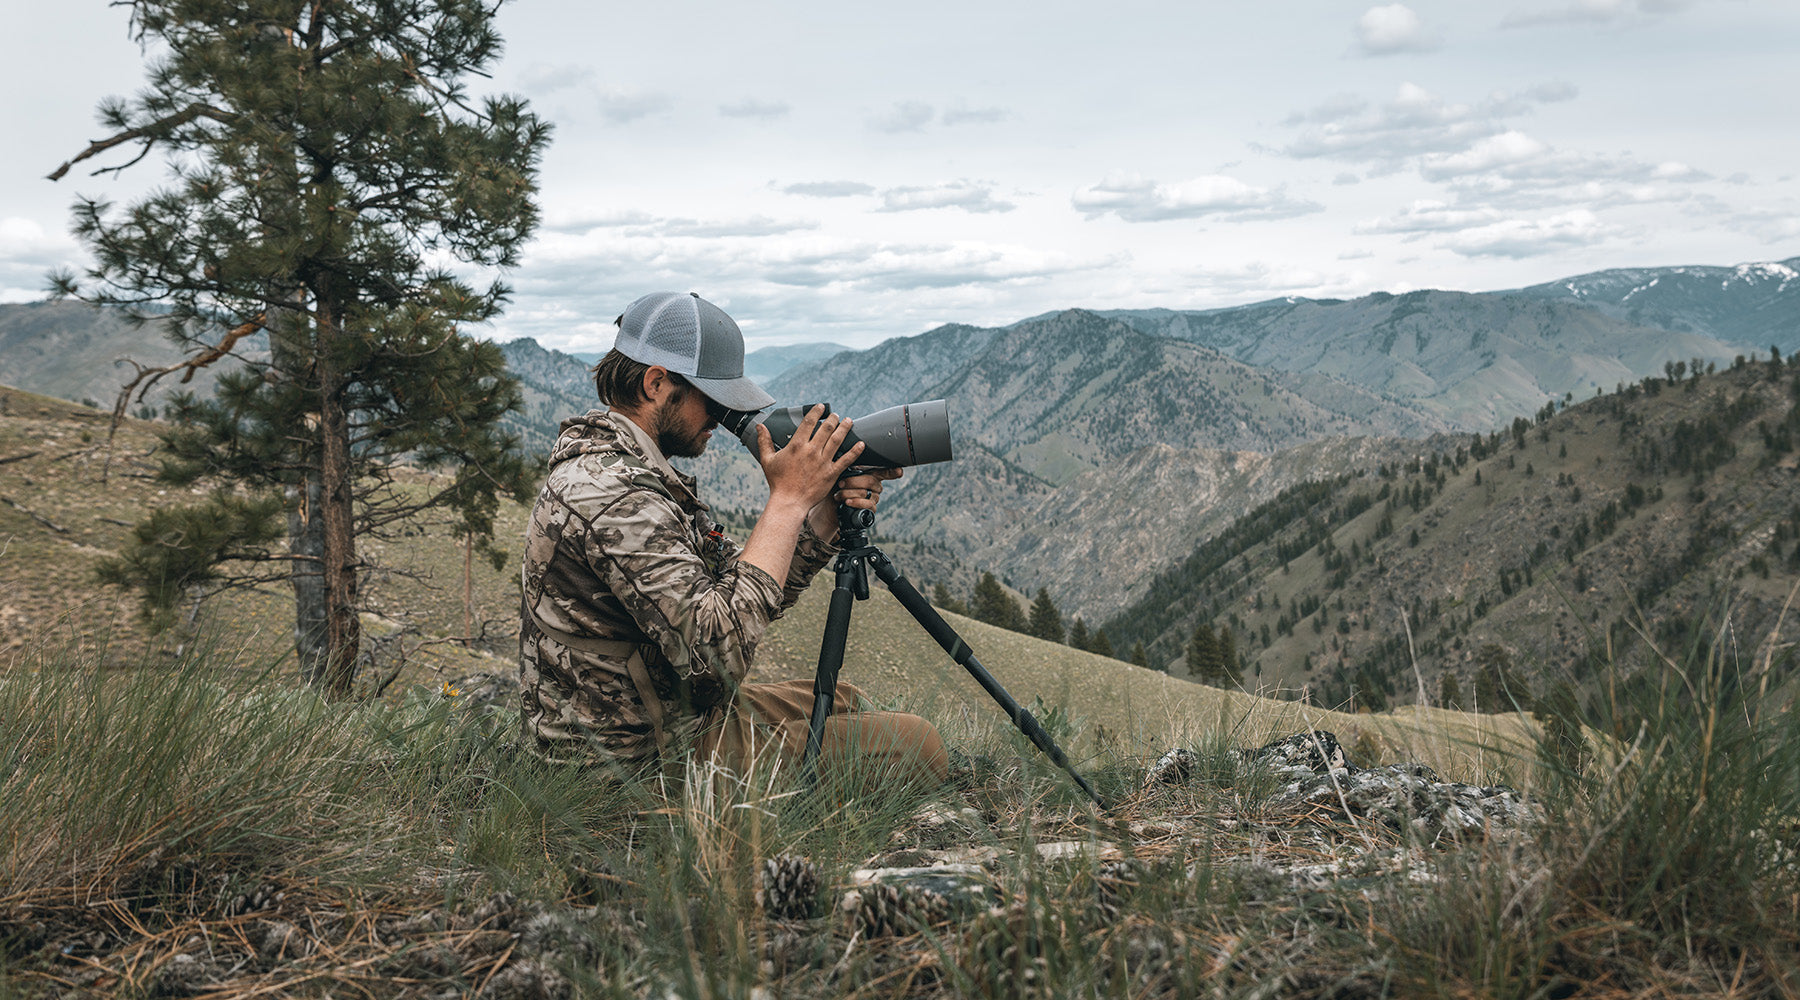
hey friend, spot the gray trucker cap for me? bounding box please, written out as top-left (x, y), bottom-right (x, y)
top-left (612, 291), bottom-right (775, 412)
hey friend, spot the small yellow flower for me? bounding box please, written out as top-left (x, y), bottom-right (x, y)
top-left (440, 681), bottom-right (461, 698)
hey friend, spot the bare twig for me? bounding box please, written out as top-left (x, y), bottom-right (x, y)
top-left (0, 496), bottom-right (70, 534)
top-left (0, 451), bottom-right (40, 466)
top-left (102, 314), bottom-right (266, 484)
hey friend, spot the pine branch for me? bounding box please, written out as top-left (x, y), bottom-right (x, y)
top-left (46, 102), bottom-right (235, 182)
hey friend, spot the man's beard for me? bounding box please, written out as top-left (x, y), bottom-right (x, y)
top-left (654, 391), bottom-right (712, 458)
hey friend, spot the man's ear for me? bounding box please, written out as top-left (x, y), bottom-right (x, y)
top-left (641, 365), bottom-right (672, 403)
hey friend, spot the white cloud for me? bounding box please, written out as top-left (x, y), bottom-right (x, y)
top-left (1502, 0), bottom-right (1692, 27)
top-left (1354, 200), bottom-right (1505, 235)
top-left (1525, 80), bottom-right (1580, 103)
top-left (520, 64), bottom-right (594, 93)
top-left (654, 217), bottom-right (819, 238)
top-left (1724, 207), bottom-right (1800, 245)
top-left (0, 217), bottom-right (80, 302)
top-left (1438, 209), bottom-right (1612, 257)
top-left (1419, 130), bottom-right (1549, 180)
top-left (1277, 83), bottom-right (1509, 165)
top-left (1651, 161), bottom-right (1707, 181)
top-left (718, 99), bottom-right (791, 120)
top-left (878, 181), bottom-right (1015, 214)
top-left (942, 105), bottom-right (1010, 126)
top-left (869, 102), bottom-right (934, 133)
top-left (1072, 173), bottom-right (1322, 222)
top-left (541, 209), bottom-right (658, 233)
top-left (507, 228), bottom-right (1111, 349)
top-left (597, 88), bottom-right (674, 124)
top-left (782, 181), bottom-right (877, 198)
top-left (1355, 4), bottom-right (1441, 55)
top-left (0, 217), bottom-right (71, 262)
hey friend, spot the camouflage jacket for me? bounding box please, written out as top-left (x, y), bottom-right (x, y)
top-left (519, 409), bottom-right (837, 766)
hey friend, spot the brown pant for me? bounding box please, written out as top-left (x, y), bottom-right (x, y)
top-left (696, 679), bottom-right (949, 787)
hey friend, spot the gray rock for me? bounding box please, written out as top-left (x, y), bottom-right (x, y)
top-left (1145, 730), bottom-right (1537, 842)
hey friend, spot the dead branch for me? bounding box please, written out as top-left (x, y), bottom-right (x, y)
top-left (103, 314), bottom-right (266, 484)
top-left (0, 451), bottom-right (40, 466)
top-left (0, 496), bottom-right (71, 534)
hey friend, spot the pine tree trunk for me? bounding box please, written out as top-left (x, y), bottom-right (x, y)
top-left (315, 301), bottom-right (362, 698)
top-left (288, 474), bottom-right (330, 682)
top-left (270, 302), bottom-right (332, 686)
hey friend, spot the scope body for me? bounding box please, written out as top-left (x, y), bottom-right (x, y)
top-left (720, 400), bottom-right (952, 469)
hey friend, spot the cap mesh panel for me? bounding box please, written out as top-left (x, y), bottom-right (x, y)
top-left (643, 297), bottom-right (699, 368)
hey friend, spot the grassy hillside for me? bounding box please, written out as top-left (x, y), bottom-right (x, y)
top-left (1108, 353), bottom-right (1800, 716)
top-left (2, 380), bottom-right (1539, 782)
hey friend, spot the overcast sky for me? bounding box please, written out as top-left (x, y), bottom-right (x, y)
top-left (3, 1), bottom-right (1796, 353)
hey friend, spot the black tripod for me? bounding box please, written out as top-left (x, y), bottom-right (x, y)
top-left (801, 502), bottom-right (1103, 806)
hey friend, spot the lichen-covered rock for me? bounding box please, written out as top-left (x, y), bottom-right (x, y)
top-left (846, 864), bottom-right (996, 919)
top-left (1232, 730), bottom-right (1351, 776)
top-left (1145, 748), bottom-right (1198, 785)
top-left (1143, 730), bottom-right (1537, 842)
top-left (1272, 762), bottom-right (1538, 840)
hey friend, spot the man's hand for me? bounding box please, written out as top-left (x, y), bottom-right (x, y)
top-left (736, 406), bottom-right (871, 585)
top-left (754, 404), bottom-right (865, 509)
top-left (808, 467), bottom-right (904, 540)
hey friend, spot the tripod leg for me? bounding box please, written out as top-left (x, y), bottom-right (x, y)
top-left (801, 556), bottom-right (858, 782)
top-left (869, 551), bottom-right (1104, 807)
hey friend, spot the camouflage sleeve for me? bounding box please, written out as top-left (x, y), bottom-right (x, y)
top-left (780, 518), bottom-right (839, 611)
top-left (587, 488), bottom-right (785, 691)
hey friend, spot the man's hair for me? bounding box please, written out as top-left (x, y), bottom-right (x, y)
top-left (592, 349), bottom-right (654, 408)
top-left (591, 349), bottom-right (694, 408)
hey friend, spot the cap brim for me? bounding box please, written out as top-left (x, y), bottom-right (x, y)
top-left (690, 374), bottom-right (775, 412)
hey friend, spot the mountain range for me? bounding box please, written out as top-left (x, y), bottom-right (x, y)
top-left (3, 255), bottom-right (1795, 625)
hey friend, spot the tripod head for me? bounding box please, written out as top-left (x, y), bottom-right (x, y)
top-left (833, 501), bottom-right (877, 600)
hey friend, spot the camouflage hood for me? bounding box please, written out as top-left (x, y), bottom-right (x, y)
top-left (548, 409), bottom-right (704, 511)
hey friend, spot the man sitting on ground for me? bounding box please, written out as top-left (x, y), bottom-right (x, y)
top-left (519, 291), bottom-right (949, 786)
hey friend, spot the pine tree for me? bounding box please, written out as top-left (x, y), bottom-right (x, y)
top-left (1090, 629), bottom-right (1114, 658)
top-left (1218, 626), bottom-right (1240, 684)
top-left (970, 572), bottom-right (1023, 632)
top-left (1440, 672), bottom-right (1463, 710)
top-left (1025, 587), bottom-right (1065, 643)
top-left (56, 1), bottom-right (550, 696)
top-left (1068, 617), bottom-right (1091, 652)
top-left (1130, 641), bottom-right (1150, 669)
top-left (932, 583), bottom-right (967, 616)
top-left (1186, 622), bottom-right (1219, 682)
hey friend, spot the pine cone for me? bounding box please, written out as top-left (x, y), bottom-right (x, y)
top-left (854, 881), bottom-right (950, 938)
top-left (962, 901), bottom-right (1063, 999)
top-left (758, 853), bottom-right (820, 921)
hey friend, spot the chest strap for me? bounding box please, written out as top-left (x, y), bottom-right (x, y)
top-left (528, 609), bottom-right (669, 749)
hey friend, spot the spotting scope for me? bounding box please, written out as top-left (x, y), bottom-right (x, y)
top-left (720, 400), bottom-right (953, 469)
